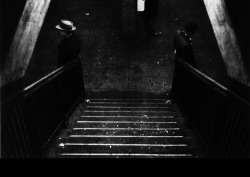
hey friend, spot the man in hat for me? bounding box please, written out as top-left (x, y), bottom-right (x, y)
top-left (55, 19), bottom-right (82, 67)
top-left (173, 22), bottom-right (199, 68)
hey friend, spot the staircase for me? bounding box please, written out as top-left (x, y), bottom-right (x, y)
top-left (53, 96), bottom-right (199, 158)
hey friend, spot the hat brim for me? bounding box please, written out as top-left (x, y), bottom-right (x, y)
top-left (55, 25), bottom-right (76, 31)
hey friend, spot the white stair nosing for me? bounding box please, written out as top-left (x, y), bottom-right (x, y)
top-left (86, 106), bottom-right (171, 109)
top-left (69, 135), bottom-right (183, 138)
top-left (87, 99), bottom-right (168, 101)
top-left (59, 153), bottom-right (192, 157)
top-left (80, 115), bottom-right (174, 118)
top-left (76, 121), bottom-right (177, 124)
top-left (84, 110), bottom-right (172, 113)
top-left (87, 102), bottom-right (170, 105)
top-left (73, 127), bottom-right (180, 130)
top-left (64, 143), bottom-right (188, 147)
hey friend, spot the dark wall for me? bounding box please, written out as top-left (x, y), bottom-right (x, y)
top-left (224, 0), bottom-right (250, 98)
top-left (224, 0), bottom-right (250, 75)
top-left (0, 0), bottom-right (27, 68)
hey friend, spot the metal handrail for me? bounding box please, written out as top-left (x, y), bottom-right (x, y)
top-left (1, 58), bottom-right (80, 104)
top-left (175, 58), bottom-right (250, 106)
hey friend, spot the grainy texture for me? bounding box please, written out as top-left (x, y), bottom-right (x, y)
top-left (204, 0), bottom-right (249, 86)
top-left (24, 0), bottom-right (229, 94)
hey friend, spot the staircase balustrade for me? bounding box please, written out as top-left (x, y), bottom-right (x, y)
top-left (172, 57), bottom-right (250, 158)
top-left (1, 58), bottom-right (84, 158)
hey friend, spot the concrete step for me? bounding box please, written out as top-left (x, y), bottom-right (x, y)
top-left (54, 96), bottom-right (197, 158)
top-left (57, 153), bottom-right (193, 158)
top-left (77, 116), bottom-right (175, 122)
top-left (85, 99), bottom-right (170, 103)
top-left (64, 135), bottom-right (191, 144)
top-left (57, 143), bottom-right (194, 155)
top-left (81, 110), bottom-right (174, 116)
top-left (67, 129), bottom-right (184, 136)
top-left (85, 91), bottom-right (171, 100)
top-left (73, 121), bottom-right (180, 129)
top-left (86, 102), bottom-right (172, 107)
top-left (85, 105), bottom-right (173, 111)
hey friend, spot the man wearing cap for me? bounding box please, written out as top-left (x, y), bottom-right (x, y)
top-left (173, 22), bottom-right (199, 68)
top-left (55, 19), bottom-right (82, 67)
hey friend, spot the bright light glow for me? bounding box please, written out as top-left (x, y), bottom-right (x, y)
top-left (137, 0), bottom-right (145, 11)
top-left (59, 143), bottom-right (65, 147)
top-left (203, 0), bottom-right (249, 86)
top-left (3, 0), bottom-right (51, 85)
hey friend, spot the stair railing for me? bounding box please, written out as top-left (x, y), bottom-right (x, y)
top-left (172, 57), bottom-right (250, 158)
top-left (1, 58), bottom-right (85, 158)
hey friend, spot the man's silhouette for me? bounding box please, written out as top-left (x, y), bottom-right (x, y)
top-left (55, 19), bottom-right (82, 67)
top-left (174, 22), bottom-right (199, 68)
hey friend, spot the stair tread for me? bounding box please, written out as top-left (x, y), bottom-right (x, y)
top-left (86, 99), bottom-right (168, 101)
top-left (53, 96), bottom-right (197, 158)
top-left (68, 129), bottom-right (185, 136)
top-left (57, 144), bottom-right (194, 154)
top-left (84, 107), bottom-right (174, 111)
top-left (65, 136), bottom-right (191, 144)
top-left (73, 121), bottom-right (180, 129)
top-left (80, 115), bottom-right (175, 118)
top-left (86, 103), bottom-right (173, 107)
top-left (85, 91), bottom-right (170, 100)
top-left (77, 117), bottom-right (176, 122)
top-left (81, 111), bottom-right (174, 116)
top-left (57, 153), bottom-right (193, 158)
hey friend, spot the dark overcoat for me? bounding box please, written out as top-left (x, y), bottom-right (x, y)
top-left (57, 32), bottom-right (82, 67)
top-left (173, 30), bottom-right (197, 68)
